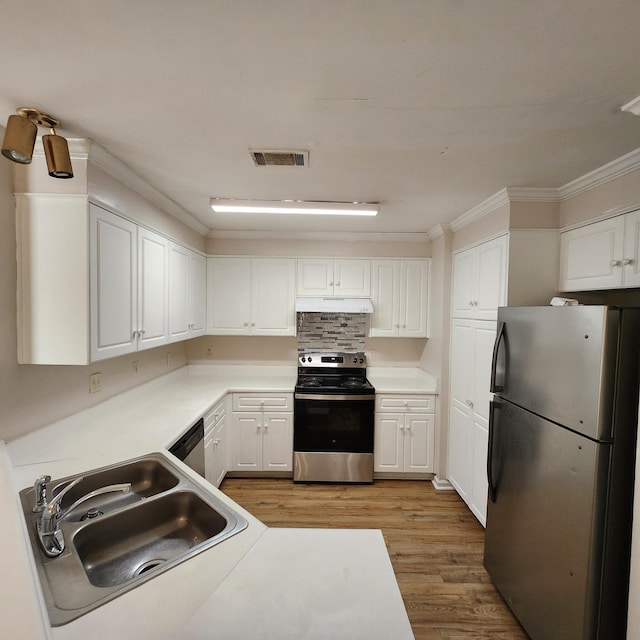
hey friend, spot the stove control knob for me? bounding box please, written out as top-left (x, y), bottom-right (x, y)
top-left (308, 357), bottom-right (313, 362)
top-left (359, 358), bottom-right (364, 363)
top-left (352, 357), bottom-right (358, 363)
top-left (301, 357), bottom-right (306, 363)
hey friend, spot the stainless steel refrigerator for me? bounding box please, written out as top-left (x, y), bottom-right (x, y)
top-left (484, 306), bottom-right (640, 640)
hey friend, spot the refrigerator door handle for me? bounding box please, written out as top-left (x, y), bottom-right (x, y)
top-left (487, 400), bottom-right (499, 503)
top-left (490, 321), bottom-right (506, 392)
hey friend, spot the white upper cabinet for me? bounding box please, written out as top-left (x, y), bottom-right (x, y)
top-left (297, 258), bottom-right (371, 297)
top-left (169, 242), bottom-right (206, 342)
top-left (251, 258), bottom-right (296, 335)
top-left (452, 235), bottom-right (508, 320)
top-left (559, 210), bottom-right (640, 291)
top-left (137, 228), bottom-right (169, 350)
top-left (370, 259), bottom-right (429, 337)
top-left (90, 205), bottom-right (138, 361)
top-left (207, 257), bottom-right (295, 336)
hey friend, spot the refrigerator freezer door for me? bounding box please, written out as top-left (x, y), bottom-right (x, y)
top-left (485, 400), bottom-right (612, 640)
top-left (492, 306), bottom-right (640, 441)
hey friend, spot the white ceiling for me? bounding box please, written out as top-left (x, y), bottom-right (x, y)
top-left (1, 1), bottom-right (640, 236)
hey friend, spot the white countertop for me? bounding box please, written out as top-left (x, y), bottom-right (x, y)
top-left (367, 366), bottom-right (438, 394)
top-left (3, 364), bottom-right (417, 640)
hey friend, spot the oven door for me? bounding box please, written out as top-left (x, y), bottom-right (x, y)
top-left (294, 393), bottom-right (375, 453)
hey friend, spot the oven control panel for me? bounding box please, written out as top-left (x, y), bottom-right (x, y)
top-left (298, 351), bottom-right (366, 367)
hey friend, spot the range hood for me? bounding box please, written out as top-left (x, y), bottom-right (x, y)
top-left (295, 297), bottom-right (374, 313)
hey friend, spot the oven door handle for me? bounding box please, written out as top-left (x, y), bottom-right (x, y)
top-left (294, 393), bottom-right (376, 401)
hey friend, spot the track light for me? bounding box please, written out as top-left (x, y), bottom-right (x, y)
top-left (1, 107), bottom-right (73, 178)
top-left (1, 113), bottom-right (37, 164)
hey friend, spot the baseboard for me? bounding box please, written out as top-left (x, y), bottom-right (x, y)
top-left (431, 475), bottom-right (455, 490)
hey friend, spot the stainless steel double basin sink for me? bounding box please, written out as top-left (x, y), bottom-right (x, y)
top-left (19, 453), bottom-right (248, 626)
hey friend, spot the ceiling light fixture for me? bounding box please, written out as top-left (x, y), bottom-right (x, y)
top-left (621, 95), bottom-right (640, 116)
top-left (209, 199), bottom-right (379, 216)
top-left (1, 107), bottom-right (73, 178)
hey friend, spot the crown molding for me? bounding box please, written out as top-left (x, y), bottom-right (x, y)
top-left (450, 188), bottom-right (510, 232)
top-left (79, 139), bottom-right (209, 236)
top-left (505, 186), bottom-right (560, 203)
top-left (207, 229), bottom-right (431, 242)
top-left (427, 223), bottom-right (451, 240)
top-left (558, 147), bottom-right (640, 201)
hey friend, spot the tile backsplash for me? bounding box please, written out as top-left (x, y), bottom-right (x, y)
top-left (297, 312), bottom-right (368, 353)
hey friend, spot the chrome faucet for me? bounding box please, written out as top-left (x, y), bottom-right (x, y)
top-left (33, 475), bottom-right (132, 557)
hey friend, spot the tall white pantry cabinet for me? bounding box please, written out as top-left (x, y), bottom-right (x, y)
top-left (447, 231), bottom-right (559, 525)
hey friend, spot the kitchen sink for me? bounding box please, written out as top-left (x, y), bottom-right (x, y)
top-left (19, 453), bottom-right (248, 626)
top-left (74, 490), bottom-right (228, 588)
top-left (51, 456), bottom-right (179, 522)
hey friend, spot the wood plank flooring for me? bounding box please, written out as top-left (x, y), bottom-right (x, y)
top-left (220, 478), bottom-right (529, 640)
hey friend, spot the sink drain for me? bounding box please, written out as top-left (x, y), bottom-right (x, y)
top-left (134, 559), bottom-right (165, 577)
top-left (81, 508), bottom-right (104, 521)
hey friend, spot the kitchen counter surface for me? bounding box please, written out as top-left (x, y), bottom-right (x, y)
top-left (3, 364), bottom-right (414, 640)
top-left (367, 366), bottom-right (438, 394)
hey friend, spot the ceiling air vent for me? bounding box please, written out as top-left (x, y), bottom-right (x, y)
top-left (250, 150), bottom-right (309, 167)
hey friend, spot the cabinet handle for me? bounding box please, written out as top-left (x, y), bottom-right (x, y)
top-left (132, 330), bottom-right (139, 339)
top-left (623, 258), bottom-right (633, 265)
top-left (399, 425), bottom-right (405, 431)
top-left (139, 329), bottom-right (146, 335)
top-left (336, 282), bottom-right (341, 286)
top-left (611, 259), bottom-right (621, 267)
top-left (243, 322), bottom-right (249, 327)
top-left (251, 322), bottom-right (256, 327)
top-left (466, 399), bottom-right (474, 408)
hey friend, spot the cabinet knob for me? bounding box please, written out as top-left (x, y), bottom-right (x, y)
top-left (611, 259), bottom-right (621, 267)
top-left (251, 322), bottom-right (256, 327)
top-left (623, 258), bottom-right (633, 265)
top-left (329, 281), bottom-right (334, 286)
top-left (243, 322), bottom-right (249, 326)
top-left (466, 399), bottom-right (474, 408)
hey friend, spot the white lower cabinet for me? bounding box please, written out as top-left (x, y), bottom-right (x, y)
top-left (374, 395), bottom-right (435, 475)
top-left (230, 393), bottom-right (293, 473)
top-left (203, 399), bottom-right (227, 487)
top-left (447, 318), bottom-right (496, 526)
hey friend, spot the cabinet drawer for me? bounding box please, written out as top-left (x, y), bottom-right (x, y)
top-left (204, 398), bottom-right (226, 435)
top-left (375, 395), bottom-right (435, 413)
top-left (232, 393), bottom-right (293, 412)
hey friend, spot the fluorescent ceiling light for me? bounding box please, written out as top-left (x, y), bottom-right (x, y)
top-left (209, 199), bottom-right (378, 216)
top-left (621, 95), bottom-right (640, 116)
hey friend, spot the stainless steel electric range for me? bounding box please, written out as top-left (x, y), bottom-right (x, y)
top-left (293, 351), bottom-right (375, 483)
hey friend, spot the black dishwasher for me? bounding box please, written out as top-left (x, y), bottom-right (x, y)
top-left (168, 418), bottom-right (205, 478)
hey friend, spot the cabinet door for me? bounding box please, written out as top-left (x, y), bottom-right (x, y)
top-left (90, 206), bottom-right (137, 361)
top-left (168, 242), bottom-right (190, 342)
top-left (207, 257), bottom-right (251, 334)
top-left (472, 321), bottom-right (497, 426)
top-left (451, 249), bottom-right (476, 319)
top-left (448, 400), bottom-right (472, 502)
top-left (399, 260), bottom-right (429, 337)
top-left (297, 259), bottom-right (334, 296)
top-left (334, 259), bottom-right (371, 297)
top-left (622, 210), bottom-right (640, 288)
top-left (404, 414), bottom-right (434, 473)
top-left (204, 432), bottom-right (215, 485)
top-left (374, 413), bottom-right (404, 472)
top-left (252, 258), bottom-right (296, 336)
top-left (262, 413), bottom-right (293, 471)
top-left (137, 228), bottom-right (169, 350)
top-left (370, 260), bottom-right (400, 337)
top-left (470, 420), bottom-right (489, 526)
top-left (212, 417), bottom-right (227, 487)
top-left (448, 319), bottom-right (475, 500)
top-left (231, 412), bottom-right (262, 471)
top-left (475, 235), bottom-right (507, 321)
top-left (189, 251), bottom-right (207, 336)
top-left (559, 217), bottom-right (625, 291)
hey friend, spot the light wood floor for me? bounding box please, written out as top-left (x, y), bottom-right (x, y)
top-left (221, 478), bottom-right (529, 640)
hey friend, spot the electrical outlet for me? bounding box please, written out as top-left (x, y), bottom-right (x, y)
top-left (89, 373), bottom-right (102, 394)
top-left (132, 360), bottom-right (139, 376)
top-left (207, 346), bottom-right (214, 356)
